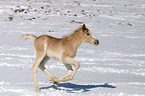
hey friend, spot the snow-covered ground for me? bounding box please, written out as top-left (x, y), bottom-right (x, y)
top-left (0, 0), bottom-right (145, 96)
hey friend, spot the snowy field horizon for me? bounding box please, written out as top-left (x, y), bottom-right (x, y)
top-left (0, 0), bottom-right (145, 96)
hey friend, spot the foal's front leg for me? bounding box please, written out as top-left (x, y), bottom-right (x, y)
top-left (56, 56), bottom-right (80, 82)
top-left (54, 64), bottom-right (73, 82)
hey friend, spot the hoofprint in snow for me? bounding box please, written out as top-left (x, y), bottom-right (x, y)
top-left (0, 0), bottom-right (145, 96)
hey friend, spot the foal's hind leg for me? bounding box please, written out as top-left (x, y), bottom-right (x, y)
top-left (39, 56), bottom-right (56, 80)
top-left (38, 56), bottom-right (57, 86)
top-left (31, 54), bottom-right (46, 92)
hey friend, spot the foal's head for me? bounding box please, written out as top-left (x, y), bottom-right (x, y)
top-left (80, 24), bottom-right (99, 46)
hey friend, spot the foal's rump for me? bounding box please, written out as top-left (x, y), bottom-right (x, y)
top-left (21, 34), bottom-right (63, 59)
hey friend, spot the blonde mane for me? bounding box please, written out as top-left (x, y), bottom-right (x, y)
top-left (62, 27), bottom-right (82, 40)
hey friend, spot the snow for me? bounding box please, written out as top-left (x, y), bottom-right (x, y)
top-left (0, 0), bottom-right (145, 96)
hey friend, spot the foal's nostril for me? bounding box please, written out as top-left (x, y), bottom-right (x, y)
top-left (97, 40), bottom-right (99, 44)
top-left (94, 42), bottom-right (97, 45)
top-left (94, 39), bottom-right (99, 45)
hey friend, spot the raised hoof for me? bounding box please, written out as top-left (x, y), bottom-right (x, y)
top-left (54, 82), bottom-right (58, 87)
top-left (49, 78), bottom-right (53, 81)
top-left (62, 78), bottom-right (65, 82)
top-left (49, 77), bottom-right (56, 81)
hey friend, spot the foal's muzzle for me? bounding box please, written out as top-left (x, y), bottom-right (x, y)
top-left (93, 39), bottom-right (99, 45)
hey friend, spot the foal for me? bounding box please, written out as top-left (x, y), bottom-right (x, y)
top-left (21, 24), bottom-right (99, 92)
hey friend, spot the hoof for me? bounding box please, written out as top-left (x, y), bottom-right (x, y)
top-left (54, 82), bottom-right (58, 87)
top-left (49, 78), bottom-right (53, 81)
top-left (49, 77), bottom-right (56, 81)
top-left (62, 78), bottom-right (65, 82)
top-left (35, 89), bottom-right (40, 92)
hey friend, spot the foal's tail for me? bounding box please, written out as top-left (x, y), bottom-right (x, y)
top-left (20, 34), bottom-right (37, 40)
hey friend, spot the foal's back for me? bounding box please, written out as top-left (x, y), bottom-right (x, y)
top-left (34, 35), bottom-right (64, 60)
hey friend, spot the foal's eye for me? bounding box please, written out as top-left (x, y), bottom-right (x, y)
top-left (86, 33), bottom-right (90, 36)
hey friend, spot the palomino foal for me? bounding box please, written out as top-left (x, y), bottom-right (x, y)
top-left (21, 24), bottom-right (99, 92)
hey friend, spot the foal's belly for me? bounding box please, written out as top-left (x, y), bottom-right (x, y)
top-left (47, 50), bottom-right (62, 61)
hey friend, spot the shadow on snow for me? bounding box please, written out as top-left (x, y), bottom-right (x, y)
top-left (40, 82), bottom-right (116, 93)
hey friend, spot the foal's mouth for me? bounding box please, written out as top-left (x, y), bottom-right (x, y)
top-left (94, 39), bottom-right (99, 45)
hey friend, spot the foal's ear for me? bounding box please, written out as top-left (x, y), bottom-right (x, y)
top-left (82, 24), bottom-right (86, 31)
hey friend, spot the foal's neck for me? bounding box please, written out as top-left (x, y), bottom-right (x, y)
top-left (64, 29), bottom-right (82, 49)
